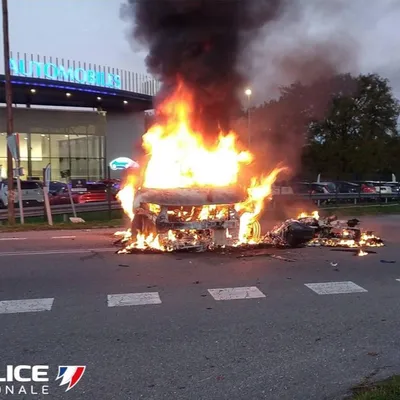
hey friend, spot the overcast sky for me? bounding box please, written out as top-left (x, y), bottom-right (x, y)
top-left (2, 0), bottom-right (400, 99)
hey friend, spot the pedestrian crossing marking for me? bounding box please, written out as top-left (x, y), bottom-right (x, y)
top-left (208, 286), bottom-right (266, 301)
top-left (0, 298), bottom-right (54, 314)
top-left (305, 281), bottom-right (367, 295)
top-left (107, 292), bottom-right (162, 307)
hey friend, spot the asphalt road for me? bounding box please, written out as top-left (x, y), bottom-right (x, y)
top-left (0, 216), bottom-right (399, 400)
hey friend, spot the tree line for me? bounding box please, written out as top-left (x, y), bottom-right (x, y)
top-left (241, 73), bottom-right (400, 181)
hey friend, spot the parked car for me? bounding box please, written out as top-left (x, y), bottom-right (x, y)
top-left (334, 181), bottom-right (360, 193)
top-left (50, 182), bottom-right (114, 205)
top-left (97, 179), bottom-right (121, 196)
top-left (0, 180), bottom-right (44, 208)
top-left (384, 182), bottom-right (400, 195)
top-left (359, 181), bottom-right (392, 194)
top-left (291, 182), bottom-right (336, 195)
top-left (48, 181), bottom-right (68, 196)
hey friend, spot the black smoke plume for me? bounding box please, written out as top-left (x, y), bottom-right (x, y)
top-left (121, 0), bottom-right (287, 137)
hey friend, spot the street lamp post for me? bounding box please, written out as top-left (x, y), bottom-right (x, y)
top-left (244, 88), bottom-right (252, 147)
top-left (2, 0), bottom-right (15, 224)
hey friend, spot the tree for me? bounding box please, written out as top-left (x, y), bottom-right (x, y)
top-left (304, 73), bottom-right (400, 179)
top-left (233, 73), bottom-right (357, 178)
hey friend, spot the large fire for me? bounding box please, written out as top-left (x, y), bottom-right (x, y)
top-left (115, 84), bottom-right (285, 251)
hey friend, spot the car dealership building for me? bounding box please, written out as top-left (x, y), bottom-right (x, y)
top-left (0, 51), bottom-right (158, 181)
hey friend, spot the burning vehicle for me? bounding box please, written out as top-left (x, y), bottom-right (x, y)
top-left (130, 186), bottom-right (246, 251)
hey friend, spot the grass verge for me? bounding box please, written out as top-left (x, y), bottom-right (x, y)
top-left (321, 204), bottom-right (400, 216)
top-left (350, 375), bottom-right (400, 399)
top-left (0, 210), bottom-right (126, 232)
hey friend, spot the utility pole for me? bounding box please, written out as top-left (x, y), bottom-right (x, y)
top-left (244, 88), bottom-right (252, 147)
top-left (2, 0), bottom-right (15, 224)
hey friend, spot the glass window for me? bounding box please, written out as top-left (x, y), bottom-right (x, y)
top-left (88, 159), bottom-right (103, 181)
top-left (0, 133), bottom-right (6, 158)
top-left (49, 134), bottom-right (70, 180)
top-left (0, 133), bottom-right (28, 179)
top-left (69, 135), bottom-right (88, 179)
top-left (30, 134), bottom-right (50, 179)
top-left (70, 135), bottom-right (88, 158)
top-left (20, 181), bottom-right (42, 190)
top-left (19, 135), bottom-right (29, 160)
top-left (0, 157), bottom-right (6, 180)
top-left (88, 136), bottom-right (102, 158)
top-left (0, 132), bottom-right (105, 182)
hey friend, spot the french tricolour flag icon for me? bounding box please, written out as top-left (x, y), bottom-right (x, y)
top-left (56, 366), bottom-right (86, 392)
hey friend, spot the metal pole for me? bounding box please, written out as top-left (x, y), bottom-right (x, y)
top-left (247, 94), bottom-right (251, 147)
top-left (2, 0), bottom-right (15, 224)
top-left (66, 178), bottom-right (77, 218)
top-left (16, 163), bottom-right (24, 223)
top-left (107, 166), bottom-right (112, 221)
top-left (43, 165), bottom-right (53, 226)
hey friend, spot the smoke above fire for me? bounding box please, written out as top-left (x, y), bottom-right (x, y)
top-left (121, 0), bottom-right (287, 136)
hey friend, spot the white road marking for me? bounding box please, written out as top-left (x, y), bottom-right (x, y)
top-left (396, 279), bottom-right (400, 282)
top-left (107, 292), bottom-right (162, 307)
top-left (305, 281), bottom-right (368, 295)
top-left (0, 237), bottom-right (27, 241)
top-left (0, 248), bottom-right (116, 257)
top-left (0, 298), bottom-right (54, 314)
top-left (208, 286), bottom-right (266, 301)
top-left (51, 236), bottom-right (76, 239)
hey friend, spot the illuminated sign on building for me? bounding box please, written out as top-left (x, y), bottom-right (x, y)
top-left (109, 157), bottom-right (139, 171)
top-left (9, 59), bottom-right (122, 90)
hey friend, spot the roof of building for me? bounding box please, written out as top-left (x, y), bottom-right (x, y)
top-left (1, 51), bottom-right (159, 111)
top-left (0, 74), bottom-right (154, 111)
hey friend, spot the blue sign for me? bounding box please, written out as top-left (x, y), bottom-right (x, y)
top-left (10, 59), bottom-right (122, 89)
top-left (109, 157), bottom-right (139, 171)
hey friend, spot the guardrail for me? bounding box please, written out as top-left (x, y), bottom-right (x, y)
top-left (273, 192), bottom-right (400, 201)
top-left (269, 192), bottom-right (400, 207)
top-left (1, 193), bottom-right (400, 221)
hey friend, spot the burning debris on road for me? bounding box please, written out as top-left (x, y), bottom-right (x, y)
top-left (114, 210), bottom-right (384, 256)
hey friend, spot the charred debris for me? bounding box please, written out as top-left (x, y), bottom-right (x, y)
top-left (115, 214), bottom-right (384, 255)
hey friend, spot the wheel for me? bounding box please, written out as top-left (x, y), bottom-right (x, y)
top-left (0, 200), bottom-right (5, 209)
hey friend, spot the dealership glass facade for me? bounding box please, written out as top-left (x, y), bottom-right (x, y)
top-left (0, 132), bottom-right (105, 181)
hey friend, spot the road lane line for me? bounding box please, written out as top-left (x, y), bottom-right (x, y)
top-left (0, 298), bottom-right (54, 314)
top-left (305, 281), bottom-right (368, 295)
top-left (396, 279), bottom-right (400, 282)
top-left (0, 237), bottom-right (27, 241)
top-left (51, 236), bottom-right (76, 239)
top-left (208, 286), bottom-right (266, 301)
top-left (0, 248), bottom-right (117, 257)
top-left (107, 292), bottom-right (162, 307)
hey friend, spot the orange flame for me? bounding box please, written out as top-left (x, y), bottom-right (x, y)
top-left (117, 83), bottom-right (284, 250)
top-left (142, 86), bottom-right (253, 189)
top-left (297, 211), bottom-right (320, 220)
top-left (116, 173), bottom-right (137, 221)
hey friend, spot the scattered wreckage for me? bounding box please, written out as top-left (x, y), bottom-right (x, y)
top-left (266, 213), bottom-right (384, 250)
top-left (114, 186), bottom-right (384, 254)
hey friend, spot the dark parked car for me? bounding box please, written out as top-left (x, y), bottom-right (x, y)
top-left (292, 182), bottom-right (336, 195)
top-left (48, 181), bottom-right (68, 196)
top-left (334, 181), bottom-right (360, 193)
